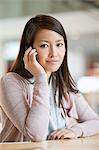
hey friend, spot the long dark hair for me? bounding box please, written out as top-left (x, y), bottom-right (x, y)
top-left (10, 14), bottom-right (78, 107)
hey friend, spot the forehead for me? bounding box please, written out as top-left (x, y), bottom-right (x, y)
top-left (34, 29), bottom-right (64, 42)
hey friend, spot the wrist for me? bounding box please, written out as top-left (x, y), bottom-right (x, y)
top-left (35, 73), bottom-right (48, 83)
top-left (69, 125), bottom-right (83, 138)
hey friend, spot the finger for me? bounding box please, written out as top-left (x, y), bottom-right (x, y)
top-left (48, 129), bottom-right (63, 137)
top-left (63, 132), bottom-right (76, 139)
top-left (47, 135), bottom-right (53, 140)
top-left (60, 135), bottom-right (64, 140)
top-left (23, 47), bottom-right (32, 64)
top-left (48, 133), bottom-right (57, 140)
top-left (25, 46), bottom-right (32, 55)
top-left (48, 128), bottom-right (76, 140)
top-left (51, 129), bottom-right (66, 136)
top-left (48, 129), bottom-right (65, 140)
top-left (52, 130), bottom-right (67, 140)
top-left (23, 49), bottom-right (36, 65)
top-left (49, 131), bottom-right (72, 140)
top-left (23, 53), bottom-right (29, 69)
top-left (55, 131), bottom-right (66, 139)
top-left (29, 49), bottom-right (37, 62)
top-left (47, 135), bottom-right (54, 140)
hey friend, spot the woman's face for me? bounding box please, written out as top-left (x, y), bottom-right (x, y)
top-left (33, 29), bottom-right (66, 75)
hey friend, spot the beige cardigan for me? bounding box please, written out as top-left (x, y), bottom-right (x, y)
top-left (0, 72), bottom-right (99, 142)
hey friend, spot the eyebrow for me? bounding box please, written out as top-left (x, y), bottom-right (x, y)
top-left (39, 39), bottom-right (64, 43)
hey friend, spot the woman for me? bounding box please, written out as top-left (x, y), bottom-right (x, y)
top-left (0, 14), bottom-right (99, 142)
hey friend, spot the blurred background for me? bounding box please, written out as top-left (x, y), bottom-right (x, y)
top-left (0, 0), bottom-right (99, 117)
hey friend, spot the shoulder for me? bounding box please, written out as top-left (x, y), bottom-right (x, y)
top-left (0, 72), bottom-right (28, 83)
top-left (69, 92), bottom-right (89, 110)
top-left (69, 92), bottom-right (85, 101)
top-left (0, 72), bottom-right (29, 89)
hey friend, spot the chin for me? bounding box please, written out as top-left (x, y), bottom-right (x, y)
top-left (46, 67), bottom-right (60, 73)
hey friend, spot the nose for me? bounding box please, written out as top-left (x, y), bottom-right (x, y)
top-left (48, 45), bottom-right (58, 58)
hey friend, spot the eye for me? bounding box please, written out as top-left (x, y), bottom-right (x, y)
top-left (57, 43), bottom-right (63, 47)
top-left (40, 44), bottom-right (48, 48)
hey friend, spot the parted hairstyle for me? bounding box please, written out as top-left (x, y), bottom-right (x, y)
top-left (10, 14), bottom-right (78, 107)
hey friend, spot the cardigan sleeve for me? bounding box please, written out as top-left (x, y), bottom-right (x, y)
top-left (0, 73), bottom-right (50, 141)
top-left (70, 93), bottom-right (99, 137)
top-left (25, 74), bottom-right (50, 141)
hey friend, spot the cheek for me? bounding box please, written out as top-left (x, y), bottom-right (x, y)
top-left (60, 49), bottom-right (66, 59)
top-left (37, 50), bottom-right (48, 62)
top-left (37, 54), bottom-right (46, 65)
top-left (36, 51), bottom-right (43, 60)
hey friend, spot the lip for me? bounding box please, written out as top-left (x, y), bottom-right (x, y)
top-left (46, 59), bottom-right (60, 64)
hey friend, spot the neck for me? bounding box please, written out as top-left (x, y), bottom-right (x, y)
top-left (46, 71), bottom-right (52, 80)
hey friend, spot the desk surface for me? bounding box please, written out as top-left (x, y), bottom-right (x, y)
top-left (0, 134), bottom-right (99, 150)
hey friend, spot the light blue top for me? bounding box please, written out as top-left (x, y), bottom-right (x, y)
top-left (48, 85), bottom-right (66, 134)
top-left (29, 77), bottom-right (66, 135)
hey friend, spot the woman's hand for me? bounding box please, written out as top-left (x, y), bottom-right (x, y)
top-left (48, 128), bottom-right (76, 140)
top-left (23, 47), bottom-right (46, 76)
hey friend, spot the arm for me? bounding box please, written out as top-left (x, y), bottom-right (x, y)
top-left (0, 74), bottom-right (50, 141)
top-left (47, 93), bottom-right (99, 140)
top-left (26, 74), bottom-right (50, 141)
top-left (70, 93), bottom-right (99, 137)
